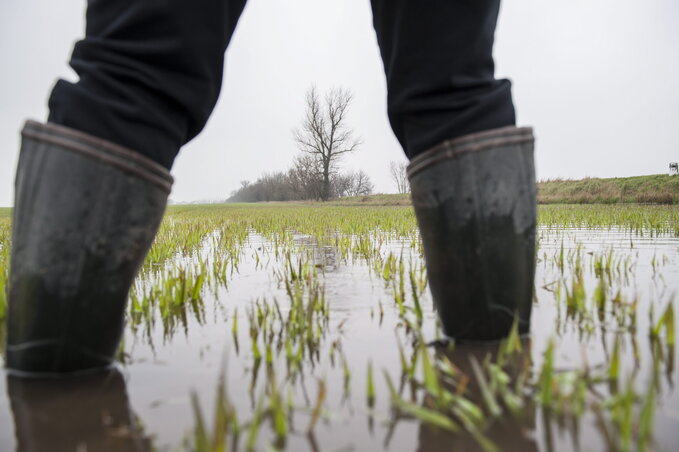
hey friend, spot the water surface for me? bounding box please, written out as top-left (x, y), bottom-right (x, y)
top-left (1, 223), bottom-right (678, 451)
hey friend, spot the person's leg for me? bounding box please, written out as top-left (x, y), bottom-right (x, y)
top-left (371, 0), bottom-right (536, 340)
top-left (48, 0), bottom-right (247, 169)
top-left (370, 0), bottom-right (516, 159)
top-left (7, 0), bottom-right (247, 375)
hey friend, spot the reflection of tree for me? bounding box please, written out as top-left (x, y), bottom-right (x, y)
top-left (8, 369), bottom-right (152, 452)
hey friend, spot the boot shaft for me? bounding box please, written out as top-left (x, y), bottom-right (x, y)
top-left (7, 121), bottom-right (171, 375)
top-left (408, 127), bottom-right (536, 341)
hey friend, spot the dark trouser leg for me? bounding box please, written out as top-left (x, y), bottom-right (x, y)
top-left (370, 0), bottom-right (516, 159)
top-left (371, 0), bottom-right (536, 340)
top-left (7, 1), bottom-right (247, 375)
top-left (48, 0), bottom-right (247, 169)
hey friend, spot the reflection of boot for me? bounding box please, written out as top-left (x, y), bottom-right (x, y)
top-left (417, 340), bottom-right (537, 452)
top-left (408, 127), bottom-right (536, 341)
top-left (6, 121), bottom-right (171, 375)
top-left (8, 369), bottom-right (152, 452)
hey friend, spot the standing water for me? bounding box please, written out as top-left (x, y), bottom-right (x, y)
top-left (0, 204), bottom-right (678, 451)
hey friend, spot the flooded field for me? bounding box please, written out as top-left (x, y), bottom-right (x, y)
top-left (0, 204), bottom-right (678, 451)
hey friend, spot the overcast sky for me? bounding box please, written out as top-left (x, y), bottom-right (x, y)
top-left (1, 0), bottom-right (678, 206)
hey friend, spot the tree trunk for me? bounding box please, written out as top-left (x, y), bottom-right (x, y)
top-left (322, 164), bottom-right (330, 201)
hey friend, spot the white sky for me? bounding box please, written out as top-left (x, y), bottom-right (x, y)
top-left (1, 0), bottom-right (678, 206)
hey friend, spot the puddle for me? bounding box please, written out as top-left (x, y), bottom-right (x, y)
top-left (1, 216), bottom-right (678, 451)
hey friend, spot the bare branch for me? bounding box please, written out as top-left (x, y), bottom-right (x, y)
top-left (389, 161), bottom-right (410, 194)
top-left (292, 85), bottom-right (362, 200)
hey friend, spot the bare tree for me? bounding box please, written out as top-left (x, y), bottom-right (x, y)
top-left (350, 170), bottom-right (374, 196)
top-left (288, 154), bottom-right (324, 200)
top-left (331, 173), bottom-right (354, 198)
top-left (293, 86), bottom-right (362, 201)
top-left (389, 161), bottom-right (410, 194)
top-left (331, 170), bottom-right (374, 198)
top-left (228, 156), bottom-right (373, 203)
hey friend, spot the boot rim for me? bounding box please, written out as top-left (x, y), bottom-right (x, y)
top-left (407, 126), bottom-right (534, 179)
top-left (22, 120), bottom-right (173, 193)
top-left (5, 362), bottom-right (117, 380)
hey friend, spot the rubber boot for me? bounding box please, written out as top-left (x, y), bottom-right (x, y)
top-left (6, 120), bottom-right (172, 376)
top-left (407, 126), bottom-right (536, 341)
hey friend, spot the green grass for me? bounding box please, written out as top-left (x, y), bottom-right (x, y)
top-left (538, 204), bottom-right (679, 235)
top-left (329, 174), bottom-right (679, 205)
top-left (0, 217), bottom-right (10, 322)
top-left (538, 174), bottom-right (679, 204)
top-left (325, 193), bottom-right (412, 206)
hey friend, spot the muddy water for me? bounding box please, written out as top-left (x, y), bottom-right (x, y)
top-left (1, 226), bottom-right (678, 451)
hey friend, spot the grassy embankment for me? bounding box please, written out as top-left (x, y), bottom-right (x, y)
top-left (2, 175), bottom-right (676, 216)
top-left (324, 174), bottom-right (679, 205)
top-left (538, 174), bottom-right (679, 204)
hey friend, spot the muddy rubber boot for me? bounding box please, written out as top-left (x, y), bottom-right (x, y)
top-left (6, 120), bottom-right (172, 376)
top-left (407, 126), bottom-right (536, 341)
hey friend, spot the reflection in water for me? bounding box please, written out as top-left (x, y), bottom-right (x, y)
top-left (313, 245), bottom-right (339, 272)
top-left (7, 369), bottom-right (151, 452)
top-left (294, 234), bottom-right (339, 272)
top-left (417, 340), bottom-right (537, 452)
top-left (0, 322), bottom-right (5, 361)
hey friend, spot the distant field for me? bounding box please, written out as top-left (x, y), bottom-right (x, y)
top-left (3, 174), bottom-right (678, 216)
top-left (329, 175), bottom-right (679, 205)
top-left (226, 174), bottom-right (679, 206)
